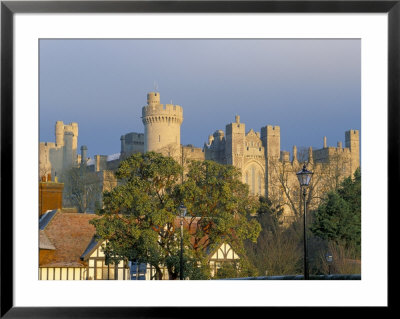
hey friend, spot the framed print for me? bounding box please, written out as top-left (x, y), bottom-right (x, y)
top-left (1, 0), bottom-right (396, 316)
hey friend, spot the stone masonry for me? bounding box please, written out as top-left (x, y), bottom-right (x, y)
top-left (40, 92), bottom-right (359, 220)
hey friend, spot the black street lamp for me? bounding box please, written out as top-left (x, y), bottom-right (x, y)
top-left (325, 252), bottom-right (333, 275)
top-left (296, 164), bottom-right (313, 280)
top-left (179, 204), bottom-right (187, 280)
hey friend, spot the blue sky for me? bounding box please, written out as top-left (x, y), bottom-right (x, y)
top-left (39, 39), bottom-right (360, 159)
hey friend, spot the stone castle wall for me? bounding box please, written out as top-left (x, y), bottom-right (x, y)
top-left (40, 92), bottom-right (359, 221)
top-left (205, 115), bottom-right (360, 221)
top-left (142, 92), bottom-right (183, 156)
top-left (40, 121), bottom-right (79, 181)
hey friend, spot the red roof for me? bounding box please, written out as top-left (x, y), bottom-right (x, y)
top-left (39, 210), bottom-right (98, 267)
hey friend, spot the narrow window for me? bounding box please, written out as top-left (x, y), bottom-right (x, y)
top-left (251, 166), bottom-right (255, 195)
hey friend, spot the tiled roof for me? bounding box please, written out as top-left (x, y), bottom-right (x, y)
top-left (80, 236), bottom-right (100, 261)
top-left (39, 209), bottom-right (58, 230)
top-left (39, 210), bottom-right (99, 267)
top-left (39, 230), bottom-right (56, 250)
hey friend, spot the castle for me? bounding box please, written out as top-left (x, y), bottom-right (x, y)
top-left (40, 121), bottom-right (79, 181)
top-left (40, 92), bottom-right (360, 219)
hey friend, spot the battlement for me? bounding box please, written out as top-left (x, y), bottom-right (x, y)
top-left (142, 92), bottom-right (183, 123)
top-left (265, 125), bottom-right (280, 133)
top-left (123, 132), bottom-right (145, 143)
top-left (55, 121), bottom-right (78, 148)
top-left (345, 129), bottom-right (360, 148)
top-left (260, 125), bottom-right (280, 139)
top-left (226, 119), bottom-right (245, 135)
top-left (142, 103), bottom-right (183, 123)
top-left (142, 92), bottom-right (183, 153)
top-left (142, 103), bottom-right (183, 116)
top-left (345, 129), bottom-right (359, 141)
top-left (260, 125), bottom-right (280, 159)
top-left (313, 146), bottom-right (351, 163)
top-left (182, 145), bottom-right (205, 161)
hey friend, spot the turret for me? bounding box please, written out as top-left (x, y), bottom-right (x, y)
top-left (70, 122), bottom-right (79, 151)
top-left (213, 130), bottom-right (225, 142)
top-left (208, 134), bottom-right (214, 146)
top-left (55, 121), bottom-right (64, 146)
top-left (345, 129), bottom-right (360, 175)
top-left (63, 131), bottom-right (74, 169)
top-left (261, 125), bottom-right (280, 159)
top-left (120, 135), bottom-right (126, 154)
top-left (147, 91), bottom-right (160, 106)
top-left (80, 145), bottom-right (88, 165)
top-left (225, 115), bottom-right (245, 165)
top-left (141, 92), bottom-right (183, 155)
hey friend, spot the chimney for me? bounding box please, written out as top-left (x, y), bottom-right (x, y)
top-left (39, 180), bottom-right (64, 218)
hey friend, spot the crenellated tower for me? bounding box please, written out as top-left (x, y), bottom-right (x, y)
top-left (141, 92), bottom-right (183, 156)
top-left (345, 129), bottom-right (360, 175)
top-left (260, 125), bottom-right (281, 198)
top-left (225, 115), bottom-right (245, 167)
top-left (261, 125), bottom-right (280, 160)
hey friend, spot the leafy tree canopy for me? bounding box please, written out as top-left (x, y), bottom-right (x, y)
top-left (91, 153), bottom-right (261, 279)
top-left (245, 197), bottom-right (302, 276)
top-left (175, 160), bottom-right (261, 258)
top-left (311, 168), bottom-right (361, 255)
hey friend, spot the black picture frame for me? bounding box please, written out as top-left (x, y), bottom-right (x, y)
top-left (1, 0), bottom-right (395, 317)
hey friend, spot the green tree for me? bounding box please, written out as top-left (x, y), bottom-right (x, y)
top-left (91, 152), bottom-right (182, 280)
top-left (175, 160), bottom-right (261, 264)
top-left (311, 168), bottom-right (361, 256)
top-left (245, 197), bottom-right (303, 276)
top-left (91, 154), bottom-right (261, 280)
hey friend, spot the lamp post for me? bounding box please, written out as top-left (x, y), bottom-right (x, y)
top-left (325, 252), bottom-right (333, 275)
top-left (296, 164), bottom-right (313, 280)
top-left (179, 204), bottom-right (187, 280)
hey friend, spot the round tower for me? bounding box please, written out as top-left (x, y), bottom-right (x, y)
top-left (55, 121), bottom-right (64, 146)
top-left (70, 122), bottom-right (79, 151)
top-left (141, 92), bottom-right (183, 154)
top-left (63, 131), bottom-right (74, 169)
top-left (120, 135), bottom-right (126, 155)
top-left (80, 145), bottom-right (88, 165)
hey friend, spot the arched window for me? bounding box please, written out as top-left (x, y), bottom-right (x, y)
top-left (244, 163), bottom-right (264, 196)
